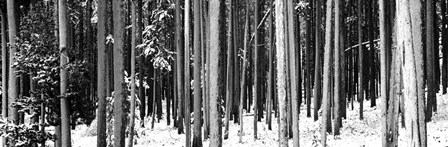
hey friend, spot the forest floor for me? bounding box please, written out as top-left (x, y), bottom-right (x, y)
top-left (69, 92), bottom-right (448, 147)
top-left (11, 92), bottom-right (441, 147)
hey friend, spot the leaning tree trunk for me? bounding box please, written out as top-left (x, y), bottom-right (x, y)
top-left (397, 0), bottom-right (427, 146)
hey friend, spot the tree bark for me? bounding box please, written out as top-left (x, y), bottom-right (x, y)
top-left (184, 0), bottom-right (191, 146)
top-left (397, 0), bottom-right (427, 146)
top-left (313, 0), bottom-right (322, 121)
top-left (96, 0), bottom-right (107, 145)
top-left (253, 0), bottom-right (260, 139)
top-left (59, 0), bottom-right (71, 146)
top-left (357, 0), bottom-right (364, 120)
top-left (175, 0), bottom-right (185, 135)
top-left (425, 0), bottom-right (436, 122)
top-left (224, 0), bottom-right (234, 140)
top-left (239, 0), bottom-right (250, 142)
top-left (267, 0), bottom-right (274, 129)
top-left (321, 0), bottom-right (333, 145)
top-left (127, 0), bottom-right (138, 146)
top-left (112, 0), bottom-right (126, 145)
top-left (275, 0), bottom-right (288, 146)
top-left (192, 0), bottom-right (203, 145)
top-left (209, 0), bottom-right (223, 145)
top-left (334, 0), bottom-right (342, 135)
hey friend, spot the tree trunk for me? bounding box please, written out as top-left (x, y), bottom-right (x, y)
top-left (313, 0), bottom-right (322, 121)
top-left (127, 0), bottom-right (138, 146)
top-left (368, 0), bottom-right (376, 107)
top-left (287, 0), bottom-right (299, 146)
top-left (357, 0), bottom-right (364, 120)
top-left (112, 0), bottom-right (126, 145)
top-left (267, 0), bottom-right (274, 129)
top-left (444, 0), bottom-right (448, 94)
top-left (397, 0), bottom-right (427, 146)
top-left (184, 0), bottom-right (191, 146)
top-left (209, 0), bottom-right (223, 145)
top-left (239, 0), bottom-right (250, 142)
top-left (275, 0), bottom-right (288, 146)
top-left (175, 0), bottom-right (185, 135)
top-left (137, 0), bottom-right (145, 126)
top-left (253, 0), bottom-right (260, 139)
top-left (425, 0), bottom-right (436, 122)
top-left (305, 0), bottom-right (312, 118)
top-left (192, 0), bottom-right (203, 145)
top-left (1, 9), bottom-right (8, 146)
top-left (321, 0), bottom-right (333, 145)
top-left (59, 0), bottom-right (71, 146)
top-left (334, 0), bottom-right (342, 135)
top-left (224, 0), bottom-right (234, 140)
top-left (97, 0), bottom-right (107, 145)
top-left (7, 0), bottom-right (19, 132)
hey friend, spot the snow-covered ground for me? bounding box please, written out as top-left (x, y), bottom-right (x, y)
top-left (3, 93), bottom-right (444, 147)
top-left (68, 93), bottom-right (448, 147)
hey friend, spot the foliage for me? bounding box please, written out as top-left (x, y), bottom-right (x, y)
top-left (138, 0), bottom-right (175, 73)
top-left (0, 118), bottom-right (53, 147)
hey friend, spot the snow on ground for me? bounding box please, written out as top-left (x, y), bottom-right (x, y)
top-left (35, 93), bottom-right (448, 146)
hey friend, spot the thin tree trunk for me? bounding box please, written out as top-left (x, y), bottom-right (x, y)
top-left (313, 0), bottom-right (322, 121)
top-left (267, 0), bottom-right (274, 129)
top-left (357, 0), bottom-right (364, 120)
top-left (239, 0), bottom-right (250, 142)
top-left (96, 0), bottom-right (107, 145)
top-left (305, 0), bottom-right (312, 118)
top-left (253, 0), bottom-right (259, 139)
top-left (127, 0), bottom-right (138, 146)
top-left (397, 0), bottom-right (427, 146)
top-left (59, 0), bottom-right (71, 146)
top-left (321, 0), bottom-right (333, 145)
top-left (209, 0), bottom-right (223, 145)
top-left (1, 9), bottom-right (8, 147)
top-left (192, 0), bottom-right (203, 145)
top-left (224, 0), bottom-right (234, 140)
top-left (334, 0), bottom-right (342, 135)
top-left (175, 0), bottom-right (185, 135)
top-left (425, 0), bottom-right (435, 122)
top-left (287, 0), bottom-right (299, 146)
top-left (184, 0), bottom-right (191, 146)
top-left (368, 0), bottom-right (376, 107)
top-left (112, 0), bottom-right (126, 145)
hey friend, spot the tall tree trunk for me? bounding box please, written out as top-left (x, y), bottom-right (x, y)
top-left (368, 0), bottom-right (376, 107)
top-left (313, 0), bottom-right (322, 121)
top-left (205, 0), bottom-right (211, 138)
top-left (184, 0), bottom-right (191, 146)
top-left (425, 0), bottom-right (435, 122)
top-left (379, 0), bottom-right (393, 145)
top-left (7, 0), bottom-right (19, 131)
top-left (443, 0), bottom-right (448, 94)
top-left (112, 0), bottom-right (126, 146)
top-left (267, 0), bottom-right (274, 129)
top-left (397, 0), bottom-right (427, 146)
top-left (175, 0), bottom-right (185, 135)
top-left (127, 0), bottom-right (138, 146)
top-left (192, 0), bottom-right (203, 145)
top-left (239, 0), bottom-right (250, 142)
top-left (137, 0), bottom-right (145, 126)
top-left (209, 0), bottom-right (223, 146)
top-left (96, 0), bottom-right (107, 145)
top-left (321, 0), bottom-right (333, 145)
top-left (305, 0), bottom-right (312, 118)
top-left (357, 0), bottom-right (364, 120)
top-left (1, 10), bottom-right (8, 145)
top-left (334, 0), bottom-right (342, 135)
top-left (224, 0), bottom-right (234, 140)
top-left (275, 0), bottom-right (288, 146)
top-left (59, 0), bottom-right (71, 146)
top-left (253, 0), bottom-right (260, 139)
top-left (287, 0), bottom-right (299, 146)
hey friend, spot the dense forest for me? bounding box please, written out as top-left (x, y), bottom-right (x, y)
top-left (0, 0), bottom-right (447, 147)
